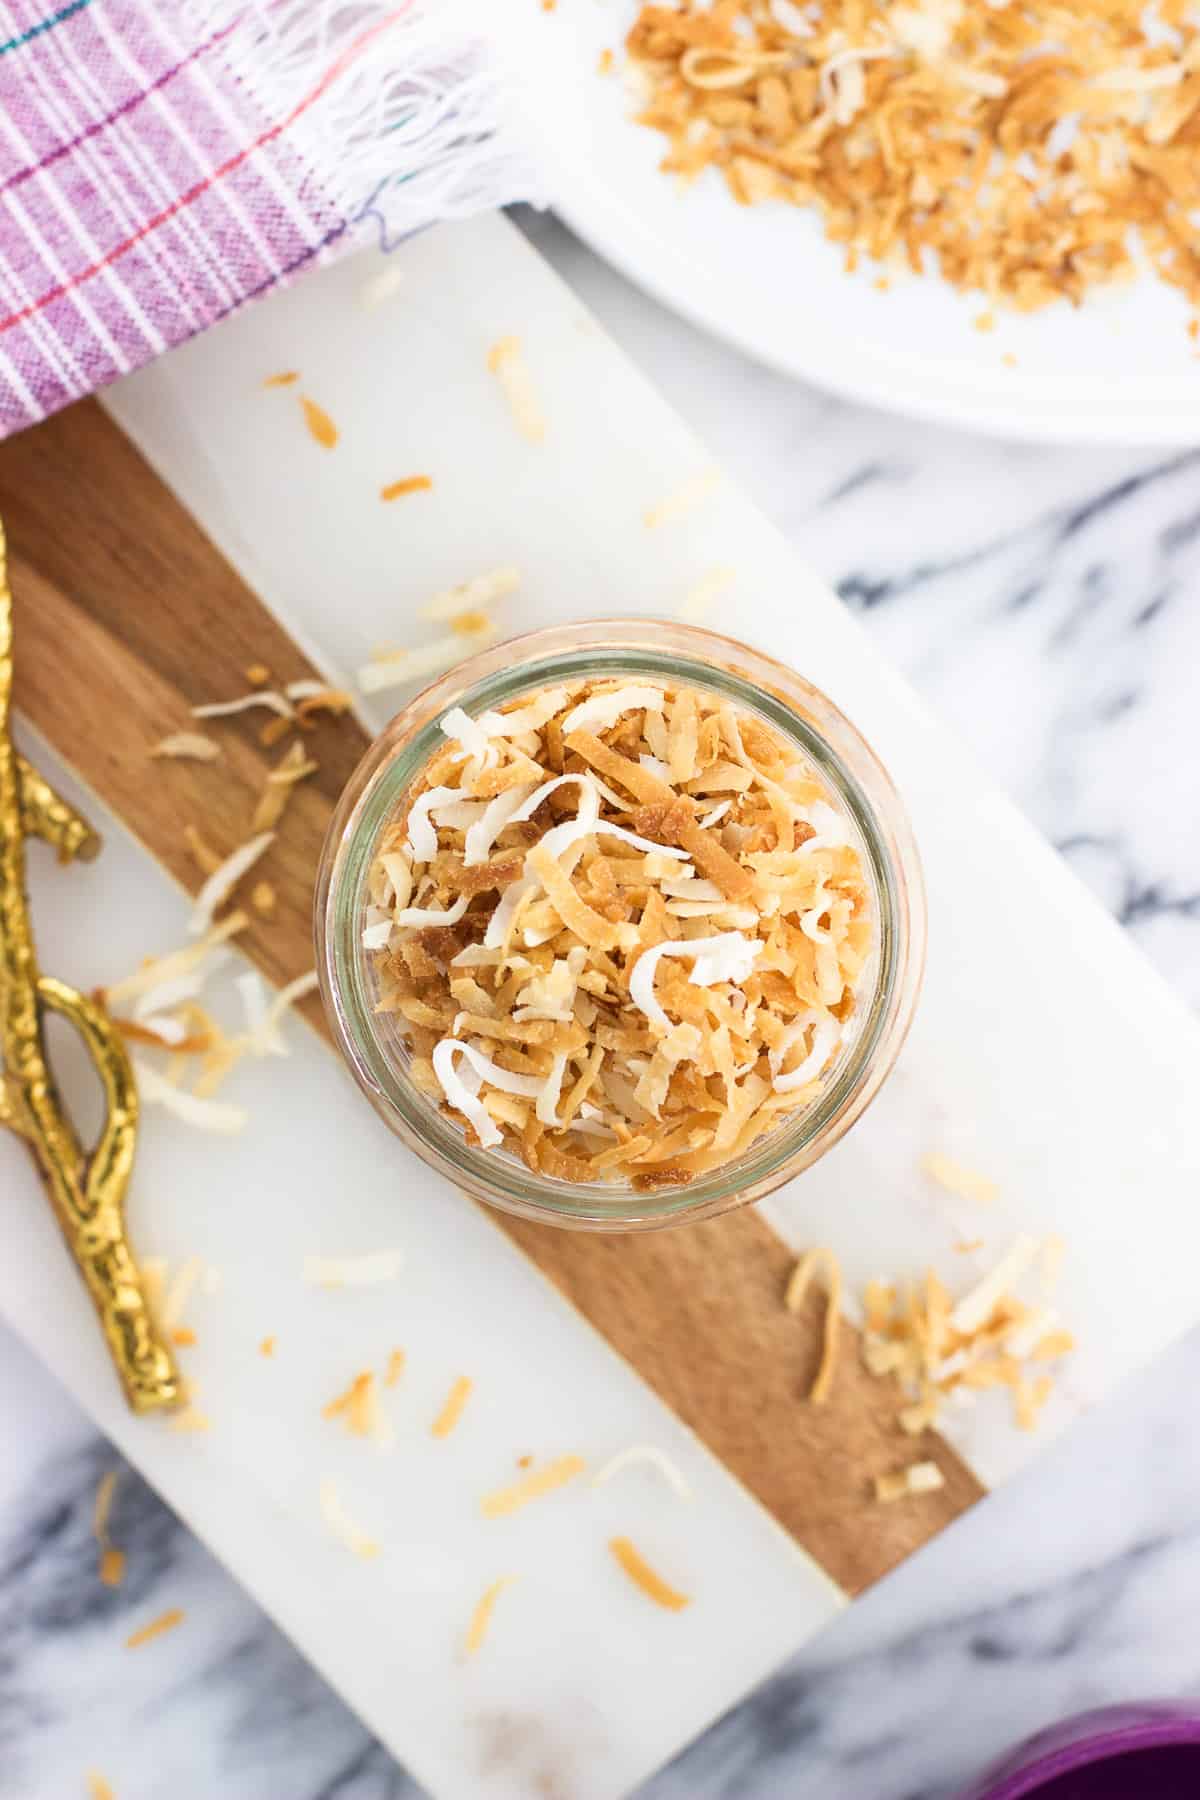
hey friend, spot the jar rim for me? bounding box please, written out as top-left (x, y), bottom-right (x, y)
top-left (315, 620), bottom-right (926, 1231)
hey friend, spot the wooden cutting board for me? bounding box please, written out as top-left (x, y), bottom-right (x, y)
top-left (0, 397), bottom-right (982, 1596)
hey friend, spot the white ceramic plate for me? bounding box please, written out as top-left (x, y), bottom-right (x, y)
top-left (513, 2), bottom-right (1200, 444)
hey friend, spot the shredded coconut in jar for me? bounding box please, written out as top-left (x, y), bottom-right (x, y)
top-left (362, 677), bottom-right (874, 1190)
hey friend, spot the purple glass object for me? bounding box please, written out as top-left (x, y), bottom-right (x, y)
top-left (958, 1704), bottom-right (1200, 1800)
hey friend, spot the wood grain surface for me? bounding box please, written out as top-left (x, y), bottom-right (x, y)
top-left (0, 399), bottom-right (983, 1595)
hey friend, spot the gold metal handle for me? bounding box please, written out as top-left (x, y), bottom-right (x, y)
top-left (0, 517), bottom-right (179, 1414)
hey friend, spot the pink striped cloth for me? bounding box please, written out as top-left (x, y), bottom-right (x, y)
top-left (0, 0), bottom-right (532, 437)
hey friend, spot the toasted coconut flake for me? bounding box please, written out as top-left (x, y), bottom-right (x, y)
top-left (481, 1454), bottom-right (586, 1518)
top-left (432, 1375), bottom-right (474, 1439)
top-left (381, 475), bottom-right (433, 501)
top-left (325, 1370), bottom-right (392, 1445)
top-left (463, 1576), bottom-right (518, 1656)
top-left (487, 336), bottom-right (546, 442)
top-left (192, 691), bottom-right (294, 722)
top-left (465, 783), bottom-right (539, 865)
top-left (134, 1059), bottom-right (248, 1133)
top-left (772, 1015), bottom-right (840, 1093)
top-left (302, 1249), bottom-right (403, 1288)
top-left (630, 933), bottom-right (761, 1032)
top-left (491, 686), bottom-right (576, 736)
top-left (609, 1537), bottom-right (691, 1610)
top-left (94, 1471), bottom-right (118, 1544)
top-left (126, 1608), bottom-right (184, 1649)
top-left (696, 799), bottom-right (732, 830)
top-left (301, 396), bottom-right (337, 448)
top-left (592, 1445), bottom-right (693, 1500)
top-left (1003, 1305), bottom-right (1060, 1360)
top-left (535, 1051), bottom-right (570, 1125)
top-left (395, 894), bottom-right (471, 931)
top-left (950, 1235), bottom-right (1040, 1335)
top-left (252, 739), bottom-right (316, 833)
top-left (420, 565), bottom-right (521, 622)
top-left (183, 825), bottom-right (222, 876)
top-left (527, 843), bottom-right (628, 952)
top-left (441, 705), bottom-right (499, 771)
top-left (116, 1013), bottom-right (201, 1051)
top-left (260, 1336), bottom-right (277, 1358)
top-left (87, 1776), bottom-right (115, 1800)
top-left (643, 468), bottom-right (721, 528)
top-left (99, 1547), bottom-right (125, 1586)
top-left (251, 880), bottom-right (277, 917)
top-left (358, 625), bottom-right (497, 696)
top-left (294, 687), bottom-right (353, 723)
top-left (93, 1470), bottom-right (125, 1585)
top-left (921, 1152), bottom-right (999, 1205)
top-left (439, 1039), bottom-right (543, 1099)
top-left (263, 370), bottom-right (299, 387)
top-left (859, 1232), bottom-right (1073, 1441)
top-left (562, 684), bottom-right (667, 736)
top-left (875, 1462), bottom-right (945, 1503)
top-left (405, 785), bottom-right (467, 861)
top-left (151, 732), bottom-right (221, 763)
top-left (188, 832), bottom-right (274, 936)
top-left (319, 1480), bottom-right (381, 1560)
top-left (107, 914), bottom-right (247, 1011)
top-left (432, 1041), bottom-right (504, 1146)
top-left (785, 1246), bottom-right (843, 1404)
top-left (384, 1348), bottom-right (405, 1387)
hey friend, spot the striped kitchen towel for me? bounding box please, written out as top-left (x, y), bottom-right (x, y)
top-left (0, 0), bottom-right (538, 437)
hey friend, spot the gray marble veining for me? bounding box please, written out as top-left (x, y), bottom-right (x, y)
top-left (2, 209), bottom-right (1199, 1800)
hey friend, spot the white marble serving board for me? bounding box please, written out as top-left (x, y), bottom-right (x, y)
top-left (1, 211), bottom-right (1198, 1800)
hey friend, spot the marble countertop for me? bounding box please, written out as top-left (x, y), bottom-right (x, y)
top-left (4, 208), bottom-right (1200, 1800)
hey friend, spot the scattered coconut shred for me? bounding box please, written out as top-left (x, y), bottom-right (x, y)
top-left (102, 908), bottom-right (320, 1136)
top-left (626, 0), bottom-right (1200, 315)
top-left (432, 1375), bottom-right (474, 1439)
top-left (362, 677), bottom-right (873, 1191)
top-left (481, 1455), bottom-right (587, 1518)
top-left (592, 1445), bottom-right (693, 1500)
top-left (319, 1479), bottom-right (381, 1560)
top-left (93, 1470), bottom-right (125, 1588)
top-left (487, 335), bottom-right (546, 442)
top-left (875, 1460), bottom-right (945, 1503)
top-left (358, 566), bottom-right (518, 698)
top-left (150, 731), bottom-right (221, 763)
top-left (789, 1232), bottom-right (1076, 1445)
top-left (463, 1576), bottom-right (519, 1656)
top-left (323, 1370), bottom-right (394, 1449)
top-left (303, 1249), bottom-right (403, 1288)
top-left (609, 1536), bottom-right (691, 1611)
top-left (125, 1608), bottom-right (185, 1650)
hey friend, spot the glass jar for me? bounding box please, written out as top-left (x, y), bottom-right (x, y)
top-left (315, 620), bottom-right (925, 1232)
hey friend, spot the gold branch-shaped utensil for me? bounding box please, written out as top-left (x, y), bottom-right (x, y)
top-left (0, 519), bottom-right (179, 1414)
